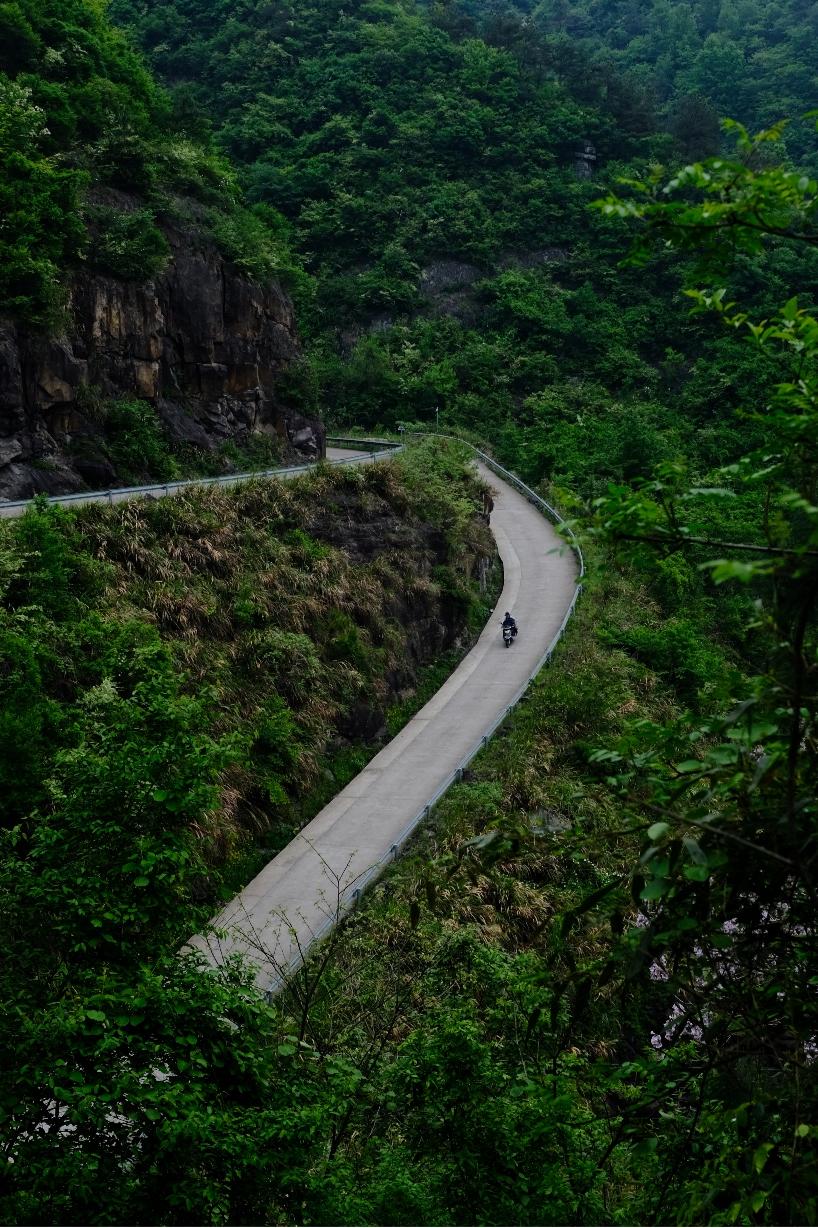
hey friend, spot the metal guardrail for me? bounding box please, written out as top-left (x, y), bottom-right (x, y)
top-left (0, 439), bottom-right (400, 519)
top-left (325, 435), bottom-right (395, 453)
top-left (268, 430), bottom-right (585, 993)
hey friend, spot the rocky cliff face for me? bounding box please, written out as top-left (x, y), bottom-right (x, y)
top-left (0, 219), bottom-right (322, 500)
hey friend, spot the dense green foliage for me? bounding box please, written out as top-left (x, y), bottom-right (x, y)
top-left (113, 0), bottom-right (612, 257)
top-left (0, 0), bottom-right (294, 325)
top-left (0, 0), bottom-right (151, 322)
top-left (109, 0), bottom-right (818, 493)
top-left (580, 124), bottom-right (818, 1222)
top-left (111, 0), bottom-right (667, 430)
top-left (523, 0), bottom-right (818, 161)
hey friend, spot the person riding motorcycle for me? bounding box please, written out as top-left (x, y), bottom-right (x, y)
top-left (501, 611), bottom-right (518, 640)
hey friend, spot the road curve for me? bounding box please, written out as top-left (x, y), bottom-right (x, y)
top-left (189, 456), bottom-right (579, 991)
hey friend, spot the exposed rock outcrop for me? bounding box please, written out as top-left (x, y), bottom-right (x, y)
top-left (0, 220), bottom-right (322, 500)
top-left (338, 249), bottom-right (575, 352)
top-left (418, 259), bottom-right (483, 324)
top-left (574, 140), bottom-right (598, 179)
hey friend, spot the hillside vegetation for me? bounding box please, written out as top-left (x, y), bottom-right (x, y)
top-left (526, 0), bottom-right (818, 163)
top-left (3, 0), bottom-right (818, 1223)
top-left (110, 0), bottom-right (818, 491)
top-left (0, 0), bottom-right (294, 327)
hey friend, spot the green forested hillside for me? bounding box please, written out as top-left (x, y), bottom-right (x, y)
top-left (0, 0), bottom-right (290, 325)
top-left (111, 0), bottom-right (818, 482)
top-left (527, 0), bottom-right (818, 160)
top-left (1, 0), bottom-right (162, 321)
top-left (3, 0), bottom-right (818, 1223)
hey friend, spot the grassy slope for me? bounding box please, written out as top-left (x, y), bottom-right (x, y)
top-left (1, 441), bottom-right (494, 922)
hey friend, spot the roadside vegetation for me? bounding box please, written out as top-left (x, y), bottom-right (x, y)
top-left (73, 393), bottom-right (287, 488)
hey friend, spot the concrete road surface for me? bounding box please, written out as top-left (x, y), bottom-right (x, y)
top-left (325, 446), bottom-right (371, 462)
top-left (189, 459), bottom-right (579, 992)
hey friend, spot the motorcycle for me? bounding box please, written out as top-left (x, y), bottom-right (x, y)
top-left (501, 621), bottom-right (518, 648)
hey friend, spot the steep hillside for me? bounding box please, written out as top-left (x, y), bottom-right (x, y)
top-left (4, 2), bottom-right (818, 1224)
top-left (0, 441), bottom-right (494, 892)
top-left (0, 443), bottom-right (501, 1223)
top-left (0, 0), bottom-right (316, 499)
top-left (112, 0), bottom-right (818, 484)
top-left (525, 0), bottom-right (818, 163)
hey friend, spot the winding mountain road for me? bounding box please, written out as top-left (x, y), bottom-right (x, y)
top-left (189, 451), bottom-right (579, 992)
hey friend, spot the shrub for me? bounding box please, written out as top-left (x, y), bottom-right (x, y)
top-left (87, 205), bottom-right (169, 280)
top-left (600, 616), bottom-right (730, 704)
top-left (206, 204), bottom-right (283, 282)
top-left (103, 398), bottom-right (178, 482)
top-left (0, 78), bottom-right (87, 324)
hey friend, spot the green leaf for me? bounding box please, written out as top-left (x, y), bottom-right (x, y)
top-left (641, 879), bottom-right (670, 901)
top-left (682, 836), bottom-right (708, 865)
top-left (647, 821), bottom-right (670, 842)
top-left (781, 296), bottom-right (800, 322)
top-left (753, 1142), bottom-right (774, 1173)
top-left (703, 557), bottom-right (779, 584)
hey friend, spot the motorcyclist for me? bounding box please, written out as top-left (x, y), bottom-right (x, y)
top-left (501, 611), bottom-right (517, 636)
